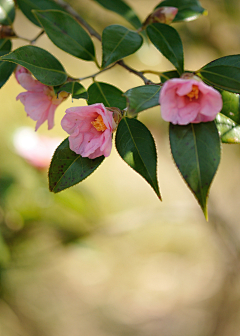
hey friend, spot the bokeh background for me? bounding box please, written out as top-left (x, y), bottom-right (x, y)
top-left (1, 0), bottom-right (240, 335)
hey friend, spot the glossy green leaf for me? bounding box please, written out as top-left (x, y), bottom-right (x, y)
top-left (0, 39), bottom-right (15, 88)
top-left (56, 82), bottom-right (88, 100)
top-left (155, 0), bottom-right (205, 22)
top-left (169, 121), bottom-right (221, 219)
top-left (116, 117), bottom-right (161, 199)
top-left (220, 90), bottom-right (240, 124)
top-left (0, 0), bottom-right (15, 25)
top-left (49, 138), bottom-right (105, 193)
top-left (0, 45), bottom-right (67, 86)
top-left (17, 0), bottom-right (64, 27)
top-left (88, 82), bottom-right (126, 110)
top-left (0, 38), bottom-right (11, 56)
top-left (147, 23), bottom-right (184, 75)
top-left (160, 70), bottom-right (179, 83)
top-left (215, 113), bottom-right (240, 144)
top-left (93, 0), bottom-right (142, 29)
top-left (124, 85), bottom-right (161, 116)
top-left (33, 10), bottom-right (96, 61)
top-left (199, 55), bottom-right (240, 93)
top-left (102, 25), bottom-right (143, 68)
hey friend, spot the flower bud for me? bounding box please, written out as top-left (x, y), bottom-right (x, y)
top-left (142, 6), bottom-right (178, 28)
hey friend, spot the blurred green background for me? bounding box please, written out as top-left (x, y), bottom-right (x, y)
top-left (1, 0), bottom-right (240, 335)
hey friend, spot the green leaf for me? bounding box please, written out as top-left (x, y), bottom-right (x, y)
top-left (146, 23), bottom-right (184, 75)
top-left (155, 0), bottom-right (206, 22)
top-left (124, 85), bottom-right (161, 117)
top-left (93, 0), bottom-right (142, 29)
top-left (56, 82), bottom-right (88, 100)
top-left (88, 82), bottom-right (126, 110)
top-left (49, 138), bottom-right (105, 193)
top-left (33, 10), bottom-right (96, 61)
top-left (215, 113), bottom-right (240, 144)
top-left (102, 24), bottom-right (143, 68)
top-left (198, 55), bottom-right (240, 94)
top-left (169, 122), bottom-right (221, 219)
top-left (0, 0), bottom-right (15, 25)
top-left (0, 39), bottom-right (15, 88)
top-left (160, 70), bottom-right (179, 83)
top-left (0, 38), bottom-right (11, 56)
top-left (220, 90), bottom-right (240, 124)
top-left (115, 117), bottom-right (161, 199)
top-left (17, 0), bottom-right (64, 27)
top-left (0, 61), bottom-right (15, 89)
top-left (0, 45), bottom-right (67, 86)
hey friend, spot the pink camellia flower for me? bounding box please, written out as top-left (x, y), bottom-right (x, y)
top-left (15, 65), bottom-right (68, 131)
top-left (61, 103), bottom-right (120, 159)
top-left (159, 75), bottom-right (223, 125)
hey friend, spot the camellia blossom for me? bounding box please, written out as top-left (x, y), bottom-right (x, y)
top-left (159, 75), bottom-right (223, 125)
top-left (61, 103), bottom-right (120, 159)
top-left (15, 65), bottom-right (68, 131)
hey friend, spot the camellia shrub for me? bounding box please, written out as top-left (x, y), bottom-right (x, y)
top-left (1, 0), bottom-right (239, 220)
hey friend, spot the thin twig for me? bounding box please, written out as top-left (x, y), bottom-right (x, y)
top-left (117, 60), bottom-right (154, 85)
top-left (54, 0), bottom-right (155, 85)
top-left (15, 30), bottom-right (45, 44)
top-left (77, 63), bottom-right (116, 81)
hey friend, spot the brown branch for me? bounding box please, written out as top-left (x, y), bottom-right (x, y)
top-left (54, 0), bottom-right (155, 85)
top-left (117, 60), bottom-right (154, 85)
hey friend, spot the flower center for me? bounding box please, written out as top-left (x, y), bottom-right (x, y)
top-left (51, 90), bottom-right (69, 105)
top-left (91, 115), bottom-right (107, 132)
top-left (186, 85), bottom-right (199, 101)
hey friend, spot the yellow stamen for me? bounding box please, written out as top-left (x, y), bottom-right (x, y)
top-left (91, 115), bottom-right (107, 132)
top-left (58, 91), bottom-right (69, 99)
top-left (49, 89), bottom-right (69, 105)
top-left (186, 85), bottom-right (199, 101)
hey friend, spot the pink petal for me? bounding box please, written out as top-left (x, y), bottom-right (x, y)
top-left (16, 72), bottom-right (46, 92)
top-left (159, 77), bottom-right (223, 125)
top-left (62, 104), bottom-right (114, 159)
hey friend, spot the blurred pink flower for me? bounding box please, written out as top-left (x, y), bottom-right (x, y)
top-left (13, 127), bottom-right (61, 169)
top-left (159, 76), bottom-right (223, 125)
top-left (15, 65), bottom-right (68, 131)
top-left (61, 103), bottom-right (118, 159)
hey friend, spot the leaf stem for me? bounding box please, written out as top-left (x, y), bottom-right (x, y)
top-left (142, 69), bottom-right (169, 80)
top-left (15, 30), bottom-right (45, 44)
top-left (30, 30), bottom-right (45, 44)
top-left (77, 64), bottom-right (116, 81)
